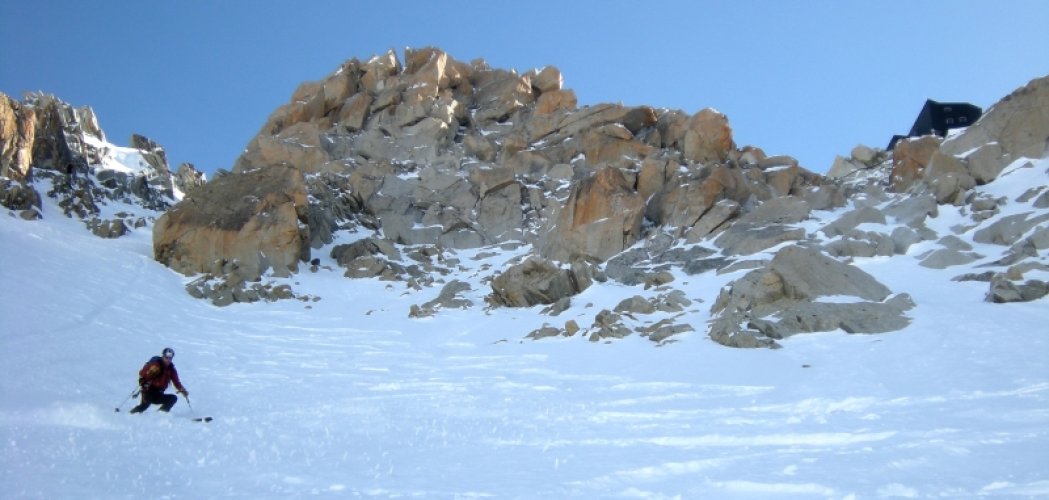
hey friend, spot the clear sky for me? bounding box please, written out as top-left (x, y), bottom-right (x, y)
top-left (2, 1), bottom-right (1047, 176)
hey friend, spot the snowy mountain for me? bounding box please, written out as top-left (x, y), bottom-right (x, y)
top-left (1, 56), bottom-right (1048, 497)
top-left (2, 147), bottom-right (1048, 499)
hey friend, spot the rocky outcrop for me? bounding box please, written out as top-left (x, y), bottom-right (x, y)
top-left (919, 75), bottom-right (1049, 203)
top-left (988, 275), bottom-right (1049, 303)
top-left (410, 280), bottom-right (474, 318)
top-left (23, 93), bottom-right (107, 173)
top-left (682, 108), bottom-right (735, 164)
top-left (709, 245), bottom-right (913, 348)
top-left (828, 144), bottom-right (887, 179)
top-left (488, 256), bottom-right (594, 307)
top-left (0, 93), bottom-right (36, 182)
top-left (0, 93), bottom-right (192, 242)
top-left (940, 75), bottom-right (1049, 172)
top-left (211, 47), bottom-right (840, 276)
top-left (123, 47), bottom-right (865, 322)
top-left (153, 166), bottom-right (310, 279)
top-left (891, 135), bottom-right (942, 192)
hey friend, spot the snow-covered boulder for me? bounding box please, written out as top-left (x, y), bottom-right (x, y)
top-left (709, 245), bottom-right (911, 348)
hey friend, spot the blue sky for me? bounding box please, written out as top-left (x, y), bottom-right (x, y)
top-left (3, 1), bottom-right (1047, 176)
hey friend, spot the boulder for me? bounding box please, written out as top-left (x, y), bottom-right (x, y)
top-left (824, 231), bottom-right (896, 258)
top-left (526, 324), bottom-right (565, 340)
top-left (891, 135), bottom-right (942, 191)
top-left (712, 245), bottom-right (891, 313)
top-left (748, 299), bottom-right (913, 339)
top-left (973, 212), bottom-right (1049, 246)
top-left (851, 144), bottom-right (878, 164)
top-left (827, 155), bottom-right (864, 179)
top-left (614, 295), bottom-right (656, 315)
top-left (918, 248), bottom-right (982, 269)
top-left (988, 275), bottom-right (1049, 303)
top-left (587, 309), bottom-right (632, 341)
top-left (153, 165), bottom-right (310, 279)
top-left (820, 206), bottom-right (886, 237)
top-left (410, 280), bottom-right (473, 318)
top-left (890, 226), bottom-right (925, 254)
top-left (331, 237), bottom-right (401, 266)
top-left (682, 108), bottom-right (734, 164)
top-left (527, 66), bottom-right (564, 94)
top-left (924, 151), bottom-right (976, 204)
top-left (883, 193), bottom-right (938, 226)
top-left (0, 178), bottom-right (41, 211)
top-left (638, 320), bottom-right (694, 343)
top-left (90, 218), bottom-right (129, 239)
top-left (713, 244), bottom-right (910, 345)
top-left (963, 142), bottom-right (1006, 184)
top-left (713, 196), bottom-right (810, 256)
top-left (471, 68), bottom-right (534, 123)
top-left (709, 245), bottom-right (905, 348)
top-left (489, 257), bottom-right (594, 307)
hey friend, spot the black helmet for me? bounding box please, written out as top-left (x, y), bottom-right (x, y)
top-left (162, 347), bottom-right (175, 359)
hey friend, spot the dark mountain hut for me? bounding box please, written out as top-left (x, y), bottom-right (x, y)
top-left (888, 99), bottom-right (982, 150)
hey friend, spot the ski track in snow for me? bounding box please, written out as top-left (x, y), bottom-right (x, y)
top-left (2, 167), bottom-right (1049, 498)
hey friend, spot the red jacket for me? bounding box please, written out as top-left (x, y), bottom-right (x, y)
top-left (139, 357), bottom-right (186, 393)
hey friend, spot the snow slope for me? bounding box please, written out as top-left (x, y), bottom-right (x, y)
top-left (1, 162), bottom-right (1048, 498)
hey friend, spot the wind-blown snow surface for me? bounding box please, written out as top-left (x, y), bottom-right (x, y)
top-left (2, 163), bottom-right (1048, 498)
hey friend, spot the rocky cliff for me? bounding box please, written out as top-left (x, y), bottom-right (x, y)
top-left (0, 91), bottom-right (205, 232)
top-left (3, 49), bottom-right (1047, 348)
top-left (157, 48), bottom-right (838, 277)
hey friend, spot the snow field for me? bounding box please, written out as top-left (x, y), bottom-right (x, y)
top-left (2, 163), bottom-right (1048, 498)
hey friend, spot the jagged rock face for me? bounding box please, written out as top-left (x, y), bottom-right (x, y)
top-left (0, 93), bottom-right (196, 199)
top-left (153, 166), bottom-right (309, 279)
top-left (540, 166), bottom-right (644, 262)
top-left (0, 93), bottom-right (202, 242)
top-left (23, 93), bottom-right (107, 172)
top-left (220, 47), bottom-right (821, 268)
top-left (130, 134), bottom-right (171, 178)
top-left (0, 93), bottom-right (36, 182)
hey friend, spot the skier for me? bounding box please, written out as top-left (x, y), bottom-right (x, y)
top-left (130, 347), bottom-right (189, 413)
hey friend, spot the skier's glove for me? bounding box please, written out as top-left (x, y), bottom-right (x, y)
top-left (179, 390), bottom-right (189, 397)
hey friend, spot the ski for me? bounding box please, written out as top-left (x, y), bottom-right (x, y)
top-left (192, 416), bottom-right (213, 423)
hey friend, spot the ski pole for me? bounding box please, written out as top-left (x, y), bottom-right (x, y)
top-left (114, 387), bottom-right (140, 412)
